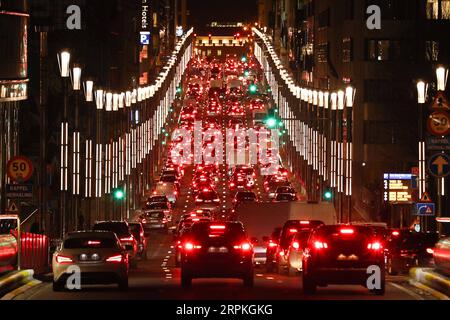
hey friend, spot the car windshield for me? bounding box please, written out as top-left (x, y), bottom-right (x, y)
top-left (93, 223), bottom-right (130, 237)
top-left (64, 237), bottom-right (118, 249)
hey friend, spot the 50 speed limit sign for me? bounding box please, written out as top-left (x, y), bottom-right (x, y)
top-left (7, 156), bottom-right (34, 182)
top-left (427, 111), bottom-right (450, 137)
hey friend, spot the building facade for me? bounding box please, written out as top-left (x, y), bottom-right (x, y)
top-left (259, 0), bottom-right (450, 226)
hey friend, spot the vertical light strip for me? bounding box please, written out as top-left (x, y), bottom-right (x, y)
top-left (105, 144), bottom-right (111, 194)
top-left (72, 131), bottom-right (80, 195)
top-left (132, 129), bottom-right (137, 169)
top-left (85, 139), bottom-right (92, 198)
top-left (95, 144), bottom-right (102, 197)
top-left (126, 133), bottom-right (131, 176)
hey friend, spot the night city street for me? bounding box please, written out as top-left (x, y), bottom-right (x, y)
top-left (0, 0), bottom-right (449, 318)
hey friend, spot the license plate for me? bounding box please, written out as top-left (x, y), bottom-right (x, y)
top-left (208, 247), bottom-right (228, 253)
top-left (337, 254), bottom-right (359, 261)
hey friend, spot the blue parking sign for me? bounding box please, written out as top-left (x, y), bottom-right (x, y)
top-left (140, 31), bottom-right (150, 45)
top-left (415, 203), bottom-right (436, 216)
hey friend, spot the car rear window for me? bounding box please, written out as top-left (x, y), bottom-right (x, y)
top-left (191, 223), bottom-right (246, 241)
top-left (64, 237), bottom-right (118, 249)
top-left (148, 196), bottom-right (167, 203)
top-left (276, 193), bottom-right (293, 201)
top-left (93, 223), bottom-right (130, 237)
top-left (199, 191), bottom-right (217, 200)
top-left (146, 203), bottom-right (169, 210)
top-left (237, 192), bottom-right (256, 200)
top-left (146, 212), bottom-right (165, 219)
top-left (161, 175), bottom-right (177, 183)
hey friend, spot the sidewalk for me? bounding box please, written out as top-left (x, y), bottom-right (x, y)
top-left (410, 268), bottom-right (450, 299)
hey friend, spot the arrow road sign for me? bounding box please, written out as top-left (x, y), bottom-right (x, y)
top-left (415, 203), bottom-right (436, 216)
top-left (428, 153), bottom-right (450, 178)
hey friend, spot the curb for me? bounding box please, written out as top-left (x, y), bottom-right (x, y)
top-left (0, 270), bottom-right (35, 298)
top-left (1, 279), bottom-right (42, 300)
top-left (410, 268), bottom-right (450, 297)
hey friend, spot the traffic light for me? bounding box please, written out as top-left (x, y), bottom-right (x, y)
top-left (249, 83), bottom-right (258, 94)
top-left (113, 187), bottom-right (125, 201)
top-left (244, 70), bottom-right (250, 77)
top-left (176, 86), bottom-right (182, 94)
top-left (241, 56), bottom-right (247, 63)
top-left (265, 117), bottom-right (277, 129)
top-left (323, 189), bottom-right (333, 202)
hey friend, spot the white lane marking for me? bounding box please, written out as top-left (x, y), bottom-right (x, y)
top-left (389, 282), bottom-right (425, 300)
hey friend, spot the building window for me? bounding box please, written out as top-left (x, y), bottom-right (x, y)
top-left (427, 0), bottom-right (450, 19)
top-left (217, 50), bottom-right (222, 56)
top-left (365, 0), bottom-right (416, 20)
top-left (342, 38), bottom-right (353, 62)
top-left (318, 9), bottom-right (330, 29)
top-left (425, 40), bottom-right (439, 61)
top-left (316, 43), bottom-right (329, 63)
top-left (366, 39), bottom-right (411, 61)
top-left (207, 50), bottom-right (211, 56)
top-left (219, 39), bottom-right (223, 45)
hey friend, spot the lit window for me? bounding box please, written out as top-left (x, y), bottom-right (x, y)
top-left (427, 0), bottom-right (450, 19)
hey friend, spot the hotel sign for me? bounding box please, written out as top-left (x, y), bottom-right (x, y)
top-left (141, 0), bottom-right (150, 31)
top-left (383, 173), bottom-right (414, 204)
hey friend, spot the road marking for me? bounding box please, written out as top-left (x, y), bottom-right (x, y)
top-left (389, 282), bottom-right (425, 300)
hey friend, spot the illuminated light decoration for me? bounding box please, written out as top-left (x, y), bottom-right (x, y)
top-left (436, 66), bottom-right (448, 91)
top-left (119, 92), bottom-right (125, 109)
top-left (112, 141), bottom-right (118, 189)
top-left (113, 93), bottom-right (119, 111)
top-left (72, 131), bottom-right (80, 195)
top-left (85, 139), bottom-right (93, 198)
top-left (84, 80), bottom-right (94, 102)
top-left (118, 136), bottom-right (124, 182)
top-left (60, 122), bottom-right (69, 191)
top-left (95, 89), bottom-right (104, 110)
top-left (125, 133), bottom-right (131, 176)
top-left (105, 92), bottom-right (113, 112)
top-left (95, 144), bottom-right (103, 197)
top-left (131, 128), bottom-right (137, 169)
top-left (71, 67), bottom-right (82, 91)
top-left (105, 144), bottom-right (111, 194)
top-left (330, 92), bottom-right (338, 188)
top-left (57, 51), bottom-right (71, 78)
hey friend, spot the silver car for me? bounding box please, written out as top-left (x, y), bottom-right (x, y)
top-left (52, 231), bottom-right (129, 291)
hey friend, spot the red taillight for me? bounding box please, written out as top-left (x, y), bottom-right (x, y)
top-left (213, 198), bottom-right (220, 202)
top-left (314, 241), bottom-right (328, 249)
top-left (106, 255), bottom-right (123, 263)
top-left (56, 255), bottom-right (73, 264)
top-left (340, 228), bottom-right (354, 235)
top-left (174, 191), bottom-right (178, 196)
top-left (289, 228), bottom-right (298, 234)
top-left (367, 242), bottom-right (382, 251)
top-left (195, 198), bottom-right (203, 203)
top-left (153, 191), bottom-right (157, 195)
top-left (279, 251), bottom-right (285, 256)
top-left (426, 248), bottom-right (434, 254)
top-left (162, 218), bottom-right (168, 223)
top-left (292, 241), bottom-right (300, 250)
top-left (300, 221), bottom-right (310, 225)
top-left (392, 231), bottom-right (400, 236)
top-left (234, 242), bottom-right (252, 251)
top-left (120, 236), bottom-right (134, 242)
top-left (87, 241), bottom-right (101, 246)
top-left (230, 183), bottom-right (235, 187)
top-left (184, 242), bottom-right (202, 251)
top-left (210, 225), bottom-right (226, 230)
top-left (268, 241), bottom-right (278, 248)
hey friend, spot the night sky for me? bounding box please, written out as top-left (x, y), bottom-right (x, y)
top-left (187, 0), bottom-right (258, 28)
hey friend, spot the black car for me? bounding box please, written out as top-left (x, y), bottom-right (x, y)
top-left (179, 221), bottom-right (254, 287)
top-left (384, 229), bottom-right (439, 275)
top-left (302, 225), bottom-right (385, 295)
top-left (275, 220), bottom-right (325, 274)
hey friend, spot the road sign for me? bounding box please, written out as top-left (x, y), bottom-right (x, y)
top-left (5, 184), bottom-right (33, 198)
top-left (6, 156), bottom-right (34, 182)
top-left (383, 173), bottom-right (414, 203)
top-left (428, 153), bottom-right (450, 177)
top-left (427, 111), bottom-right (450, 137)
top-left (416, 203), bottom-right (436, 216)
top-left (426, 136), bottom-right (450, 152)
top-left (420, 191), bottom-right (433, 203)
top-left (431, 91), bottom-right (450, 111)
top-left (6, 202), bottom-right (19, 213)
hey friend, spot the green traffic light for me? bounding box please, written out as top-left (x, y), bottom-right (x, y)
top-left (244, 70), bottom-right (250, 77)
top-left (176, 87), bottom-right (182, 94)
top-left (249, 84), bottom-right (258, 93)
top-left (241, 56), bottom-right (247, 63)
top-left (324, 190), bottom-right (333, 201)
top-left (113, 188), bottom-right (125, 200)
top-left (266, 117), bottom-right (277, 129)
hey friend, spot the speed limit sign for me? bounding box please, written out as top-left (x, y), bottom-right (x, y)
top-left (7, 156), bottom-right (34, 182)
top-left (427, 111), bottom-right (450, 137)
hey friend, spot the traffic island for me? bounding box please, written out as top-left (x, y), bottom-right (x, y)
top-left (410, 268), bottom-right (450, 298)
top-left (0, 270), bottom-right (35, 298)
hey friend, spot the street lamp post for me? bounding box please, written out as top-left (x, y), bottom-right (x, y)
top-left (345, 86), bottom-right (355, 223)
top-left (83, 79), bottom-right (94, 228)
top-left (416, 80), bottom-right (428, 232)
top-left (57, 50), bottom-right (70, 238)
top-left (70, 65), bottom-right (82, 231)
